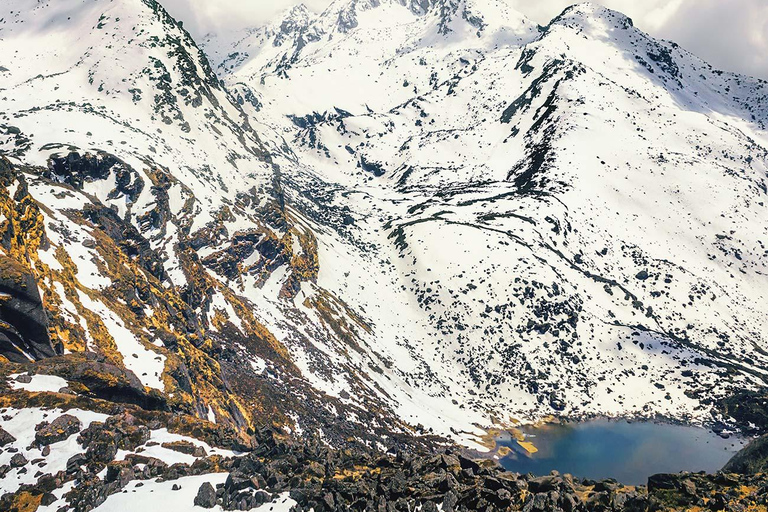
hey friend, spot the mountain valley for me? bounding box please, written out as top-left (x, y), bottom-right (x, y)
top-left (1, 0), bottom-right (768, 510)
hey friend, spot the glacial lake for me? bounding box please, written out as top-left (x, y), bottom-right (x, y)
top-left (497, 420), bottom-right (746, 485)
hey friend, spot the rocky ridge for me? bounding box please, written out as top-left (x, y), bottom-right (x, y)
top-left (4, 376), bottom-right (768, 512)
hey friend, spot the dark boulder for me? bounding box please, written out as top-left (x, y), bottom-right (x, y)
top-left (54, 354), bottom-right (168, 410)
top-left (35, 414), bottom-right (82, 446)
top-left (66, 452), bottom-right (88, 474)
top-left (38, 492), bottom-right (57, 506)
top-left (0, 425), bottom-right (16, 446)
top-left (161, 439), bottom-right (207, 457)
top-left (528, 474), bottom-right (564, 493)
top-left (442, 491), bottom-right (458, 512)
top-left (47, 151), bottom-right (144, 204)
top-left (458, 455), bottom-right (481, 473)
top-left (9, 452), bottom-right (27, 467)
top-left (105, 461), bottom-right (135, 488)
top-left (225, 470), bottom-right (258, 492)
top-left (47, 151), bottom-right (113, 187)
top-left (647, 473), bottom-right (680, 491)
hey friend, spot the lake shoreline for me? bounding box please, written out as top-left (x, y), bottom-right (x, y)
top-left (485, 418), bottom-right (747, 486)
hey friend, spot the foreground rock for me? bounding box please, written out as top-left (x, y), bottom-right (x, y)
top-left (194, 482), bottom-right (217, 508)
top-left (3, 400), bottom-right (768, 512)
top-left (0, 254), bottom-right (59, 362)
top-left (34, 414), bottom-right (82, 446)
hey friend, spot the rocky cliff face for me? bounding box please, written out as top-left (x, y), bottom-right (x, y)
top-left (0, 158), bottom-right (58, 361)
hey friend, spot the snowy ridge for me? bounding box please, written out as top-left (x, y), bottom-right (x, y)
top-left (2, 1), bottom-right (768, 510)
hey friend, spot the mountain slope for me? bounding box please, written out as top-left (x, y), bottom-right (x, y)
top-left (1, 0), bottom-right (768, 454)
top-left (204, 0), bottom-right (768, 435)
top-left (0, 0), bottom-right (435, 450)
top-left (2, 1), bottom-right (768, 510)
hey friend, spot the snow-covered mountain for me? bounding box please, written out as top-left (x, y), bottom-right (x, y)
top-left (1, 0), bottom-right (768, 458)
top-left (203, 0), bottom-right (768, 436)
top-left (0, 0), bottom-right (426, 448)
top-left (3, 0), bottom-right (768, 509)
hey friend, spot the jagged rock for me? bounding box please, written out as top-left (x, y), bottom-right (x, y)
top-left (0, 255), bottom-right (58, 362)
top-left (35, 414), bottom-right (82, 446)
top-left (36, 492), bottom-right (56, 506)
top-left (65, 476), bottom-right (113, 511)
top-left (225, 470), bottom-right (259, 492)
top-left (593, 479), bottom-right (620, 493)
top-left (78, 413), bottom-right (150, 466)
top-left (439, 453), bottom-right (460, 470)
top-left (647, 473), bottom-right (679, 491)
top-left (723, 434), bottom-right (768, 474)
top-left (53, 355), bottom-right (167, 410)
top-left (421, 501), bottom-right (439, 512)
top-left (528, 474), bottom-right (564, 493)
top-left (442, 491), bottom-right (458, 512)
top-left (79, 202), bottom-right (165, 281)
top-left (194, 481), bottom-right (218, 508)
top-left (124, 453), bottom-right (168, 477)
top-left (36, 473), bottom-right (63, 493)
top-left (458, 455), bottom-right (481, 473)
top-left (105, 461), bottom-right (135, 488)
top-left (10, 452), bottom-right (27, 467)
top-left (66, 452), bottom-right (88, 474)
top-left (161, 440), bottom-right (207, 457)
top-left (85, 432), bottom-right (118, 464)
top-left (0, 425), bottom-right (16, 446)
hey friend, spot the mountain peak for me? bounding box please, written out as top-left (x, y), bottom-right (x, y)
top-left (318, 0), bottom-right (531, 36)
top-left (549, 2), bottom-right (635, 31)
top-left (325, 0), bottom-right (438, 33)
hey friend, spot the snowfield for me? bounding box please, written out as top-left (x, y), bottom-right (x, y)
top-left (204, 0), bottom-right (768, 439)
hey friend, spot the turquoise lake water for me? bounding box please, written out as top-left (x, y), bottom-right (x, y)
top-left (497, 420), bottom-right (746, 485)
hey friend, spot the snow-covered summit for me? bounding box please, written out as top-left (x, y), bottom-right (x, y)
top-left (0, 0), bottom-right (416, 446)
top-left (203, 0), bottom-right (537, 80)
top-left (536, 2), bottom-right (768, 130)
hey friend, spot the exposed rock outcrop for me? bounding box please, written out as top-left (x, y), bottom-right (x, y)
top-left (723, 434), bottom-right (768, 474)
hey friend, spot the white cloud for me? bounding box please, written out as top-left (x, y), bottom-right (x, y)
top-left (652, 0), bottom-right (768, 80)
top-left (507, 0), bottom-right (768, 79)
top-left (164, 0), bottom-right (768, 79)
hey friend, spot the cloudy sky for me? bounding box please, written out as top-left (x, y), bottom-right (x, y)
top-left (163, 0), bottom-right (768, 80)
